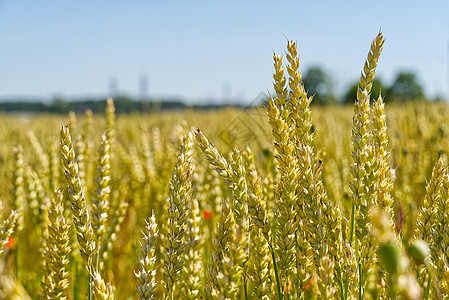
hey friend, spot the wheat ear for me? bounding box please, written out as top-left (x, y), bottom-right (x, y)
top-left (195, 130), bottom-right (249, 295)
top-left (41, 189), bottom-right (71, 299)
top-left (179, 196), bottom-right (203, 299)
top-left (430, 172), bottom-right (449, 296)
top-left (347, 32), bottom-right (385, 299)
top-left (371, 94), bottom-right (395, 228)
top-left (11, 145), bottom-right (25, 232)
top-left (91, 132), bottom-right (111, 267)
top-left (242, 151), bottom-right (272, 299)
top-left (416, 157), bottom-right (445, 243)
top-left (60, 125), bottom-right (96, 267)
top-left (0, 210), bottom-right (19, 256)
top-left (60, 125), bottom-right (114, 299)
top-left (106, 98), bottom-right (115, 146)
top-left (164, 131), bottom-right (193, 298)
top-left (98, 200), bottom-right (129, 272)
top-left (91, 268), bottom-right (115, 300)
top-left (205, 198), bottom-right (238, 299)
top-left (135, 214), bottom-right (158, 300)
top-left (27, 130), bottom-right (50, 187)
top-left (267, 50), bottom-right (300, 297)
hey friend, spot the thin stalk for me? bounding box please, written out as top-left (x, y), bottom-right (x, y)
top-left (89, 274), bottom-right (92, 300)
top-left (244, 276), bottom-right (248, 300)
top-left (73, 263), bottom-right (79, 300)
top-left (358, 263), bottom-right (362, 300)
top-left (268, 243), bottom-right (282, 300)
top-left (337, 266), bottom-right (344, 300)
top-left (344, 273), bottom-right (348, 300)
top-left (424, 274), bottom-right (431, 300)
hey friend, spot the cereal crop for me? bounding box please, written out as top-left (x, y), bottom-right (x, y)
top-left (1, 32), bottom-right (449, 299)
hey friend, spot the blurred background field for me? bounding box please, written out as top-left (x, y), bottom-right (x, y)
top-left (1, 1), bottom-right (449, 298)
top-left (1, 99), bottom-right (449, 298)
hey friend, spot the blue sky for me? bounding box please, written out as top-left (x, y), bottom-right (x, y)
top-left (0, 1), bottom-right (448, 104)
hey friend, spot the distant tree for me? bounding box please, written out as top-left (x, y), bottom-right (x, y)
top-left (302, 66), bottom-right (336, 105)
top-left (388, 71), bottom-right (424, 101)
top-left (343, 78), bottom-right (386, 105)
top-left (51, 97), bottom-right (70, 113)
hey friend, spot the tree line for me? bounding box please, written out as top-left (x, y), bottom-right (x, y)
top-left (303, 66), bottom-right (430, 105)
top-left (0, 68), bottom-right (438, 114)
top-left (0, 96), bottom-right (241, 114)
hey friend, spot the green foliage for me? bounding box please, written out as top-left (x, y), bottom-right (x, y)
top-left (387, 71), bottom-right (424, 101)
top-left (302, 66), bottom-right (336, 105)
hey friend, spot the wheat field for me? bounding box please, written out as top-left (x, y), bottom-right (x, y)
top-left (1, 32), bottom-right (449, 299)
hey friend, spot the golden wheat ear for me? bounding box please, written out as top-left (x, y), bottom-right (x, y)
top-left (41, 189), bottom-right (70, 300)
top-left (60, 125), bottom-right (95, 267)
top-left (135, 214), bottom-right (158, 300)
top-left (91, 132), bottom-right (111, 258)
top-left (11, 146), bottom-right (25, 233)
top-left (164, 131), bottom-right (193, 297)
top-left (0, 211), bottom-right (19, 257)
top-left (344, 31), bottom-right (386, 299)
